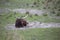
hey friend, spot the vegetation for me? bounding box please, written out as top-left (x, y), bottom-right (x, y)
top-left (0, 12), bottom-right (60, 25)
top-left (0, 0), bottom-right (60, 40)
top-left (0, 0), bottom-right (46, 9)
top-left (44, 0), bottom-right (60, 16)
top-left (0, 0), bottom-right (60, 17)
top-left (1, 28), bottom-right (60, 40)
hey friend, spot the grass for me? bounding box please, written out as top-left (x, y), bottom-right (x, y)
top-left (0, 0), bottom-right (45, 9)
top-left (0, 12), bottom-right (60, 25)
top-left (2, 28), bottom-right (60, 40)
top-left (0, 12), bottom-right (60, 40)
top-left (0, 0), bottom-right (60, 40)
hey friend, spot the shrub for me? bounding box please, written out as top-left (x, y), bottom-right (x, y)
top-left (33, 2), bottom-right (37, 5)
top-left (26, 11), bottom-right (29, 14)
top-left (26, 3), bottom-right (29, 6)
top-left (31, 6), bottom-right (34, 7)
top-left (42, 13), bottom-right (48, 16)
top-left (35, 14), bottom-right (38, 16)
top-left (56, 13), bottom-right (60, 16)
top-left (51, 11), bottom-right (55, 14)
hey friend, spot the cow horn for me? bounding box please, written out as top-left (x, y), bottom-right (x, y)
top-left (22, 14), bottom-right (28, 19)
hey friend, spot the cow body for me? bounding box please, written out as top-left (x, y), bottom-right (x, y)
top-left (15, 18), bottom-right (28, 28)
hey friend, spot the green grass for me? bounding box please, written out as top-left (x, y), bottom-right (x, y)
top-left (0, 12), bottom-right (60, 40)
top-left (0, 12), bottom-right (60, 25)
top-left (0, 0), bottom-right (45, 9)
top-left (3, 28), bottom-right (60, 40)
top-left (0, 0), bottom-right (60, 40)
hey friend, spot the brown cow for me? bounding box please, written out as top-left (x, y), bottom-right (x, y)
top-left (15, 18), bottom-right (28, 28)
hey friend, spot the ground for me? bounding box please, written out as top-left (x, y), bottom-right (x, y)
top-left (0, 0), bottom-right (60, 40)
top-left (1, 28), bottom-right (60, 40)
top-left (0, 11), bottom-right (60, 40)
